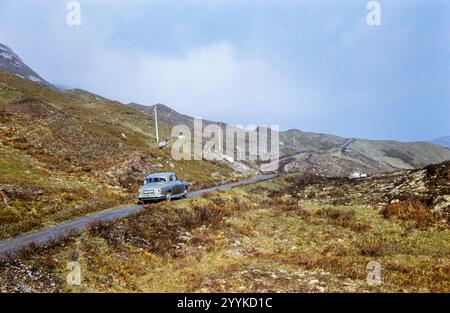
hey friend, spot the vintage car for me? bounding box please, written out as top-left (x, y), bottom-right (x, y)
top-left (138, 172), bottom-right (189, 203)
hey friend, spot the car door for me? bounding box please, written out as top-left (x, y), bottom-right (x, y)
top-left (172, 175), bottom-right (183, 195)
top-left (168, 175), bottom-right (179, 195)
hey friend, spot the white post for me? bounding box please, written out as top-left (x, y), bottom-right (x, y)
top-left (154, 106), bottom-right (159, 144)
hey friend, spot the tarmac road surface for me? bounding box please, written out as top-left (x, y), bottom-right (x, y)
top-left (0, 174), bottom-right (277, 258)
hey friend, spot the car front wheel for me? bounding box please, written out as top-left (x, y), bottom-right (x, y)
top-left (166, 191), bottom-right (172, 201)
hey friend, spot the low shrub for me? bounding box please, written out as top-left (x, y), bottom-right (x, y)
top-left (381, 200), bottom-right (434, 228)
top-left (359, 243), bottom-right (384, 257)
top-left (316, 208), bottom-right (355, 220)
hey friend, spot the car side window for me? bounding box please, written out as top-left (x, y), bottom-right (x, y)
top-left (173, 175), bottom-right (178, 182)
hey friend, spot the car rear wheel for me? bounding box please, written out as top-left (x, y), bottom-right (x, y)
top-left (183, 187), bottom-right (188, 198)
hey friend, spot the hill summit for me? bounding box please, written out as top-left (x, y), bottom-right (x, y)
top-left (0, 43), bottom-right (52, 88)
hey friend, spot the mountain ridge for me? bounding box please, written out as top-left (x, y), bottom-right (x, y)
top-left (128, 101), bottom-right (450, 175)
top-left (0, 43), bottom-right (53, 88)
top-left (431, 136), bottom-right (450, 148)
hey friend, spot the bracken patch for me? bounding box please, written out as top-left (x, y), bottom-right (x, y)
top-left (381, 200), bottom-right (435, 228)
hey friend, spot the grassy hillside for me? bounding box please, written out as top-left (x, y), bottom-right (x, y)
top-left (348, 139), bottom-right (450, 169)
top-left (0, 70), bottom-right (239, 240)
top-left (279, 129), bottom-right (347, 154)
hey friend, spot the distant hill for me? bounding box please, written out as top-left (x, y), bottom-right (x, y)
top-left (128, 102), bottom-right (226, 131)
top-left (130, 103), bottom-right (450, 176)
top-left (0, 43), bottom-right (53, 88)
top-left (431, 136), bottom-right (450, 148)
top-left (281, 136), bottom-right (450, 177)
top-left (278, 129), bottom-right (347, 157)
top-left (64, 88), bottom-right (109, 102)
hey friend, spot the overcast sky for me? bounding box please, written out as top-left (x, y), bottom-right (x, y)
top-left (0, 0), bottom-right (448, 141)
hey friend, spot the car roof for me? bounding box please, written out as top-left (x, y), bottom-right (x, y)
top-left (145, 172), bottom-right (175, 179)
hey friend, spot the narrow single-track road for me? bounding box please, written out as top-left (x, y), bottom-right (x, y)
top-left (0, 174), bottom-right (277, 258)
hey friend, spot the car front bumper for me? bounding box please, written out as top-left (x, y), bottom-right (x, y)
top-left (138, 195), bottom-right (166, 201)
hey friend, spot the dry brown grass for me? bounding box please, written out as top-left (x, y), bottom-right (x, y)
top-left (1, 175), bottom-right (449, 293)
top-left (358, 243), bottom-right (384, 257)
top-left (316, 207), bottom-right (355, 220)
top-left (85, 202), bottom-right (229, 257)
top-left (381, 200), bottom-right (435, 228)
top-left (316, 207), bottom-right (371, 232)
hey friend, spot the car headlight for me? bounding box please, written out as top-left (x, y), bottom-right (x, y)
top-left (156, 188), bottom-right (161, 194)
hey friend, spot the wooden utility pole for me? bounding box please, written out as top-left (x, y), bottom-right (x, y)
top-left (154, 106), bottom-right (159, 144)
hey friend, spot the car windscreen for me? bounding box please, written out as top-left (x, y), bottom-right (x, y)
top-left (145, 177), bottom-right (167, 184)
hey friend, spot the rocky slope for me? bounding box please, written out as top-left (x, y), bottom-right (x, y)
top-left (282, 137), bottom-right (450, 177)
top-left (284, 160), bottom-right (450, 226)
top-left (0, 43), bottom-right (52, 88)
